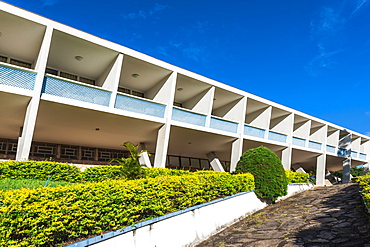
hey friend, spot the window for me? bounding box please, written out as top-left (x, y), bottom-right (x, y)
top-left (10, 59), bottom-right (31, 69)
top-left (118, 87), bottom-right (131, 94)
top-left (0, 56), bottom-right (7, 63)
top-left (45, 68), bottom-right (58, 76)
top-left (79, 77), bottom-right (95, 85)
top-left (174, 102), bottom-right (183, 107)
top-left (132, 90), bottom-right (144, 98)
top-left (60, 71), bottom-right (78, 81)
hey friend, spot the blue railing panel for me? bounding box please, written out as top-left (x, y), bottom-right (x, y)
top-left (115, 94), bottom-right (165, 118)
top-left (292, 137), bottom-right (306, 147)
top-left (171, 108), bottom-right (206, 126)
top-left (0, 65), bottom-right (36, 90)
top-left (351, 151), bottom-right (358, 158)
top-left (360, 153), bottom-right (367, 160)
top-left (326, 145), bottom-right (336, 153)
top-left (210, 117), bottom-right (238, 133)
top-left (244, 125), bottom-right (265, 138)
top-left (308, 141), bottom-right (322, 151)
top-left (42, 77), bottom-right (111, 106)
top-left (268, 131), bottom-right (287, 143)
top-left (337, 148), bottom-right (348, 157)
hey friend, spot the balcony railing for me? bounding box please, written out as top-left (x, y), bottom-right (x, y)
top-left (115, 93), bottom-right (166, 118)
top-left (326, 145), bottom-right (336, 154)
top-left (171, 108), bottom-right (206, 127)
top-left (360, 153), bottom-right (367, 160)
top-left (308, 141), bottom-right (322, 151)
top-left (42, 76), bottom-right (111, 106)
top-left (0, 64), bottom-right (36, 90)
top-left (210, 117), bottom-right (238, 133)
top-left (244, 125), bottom-right (265, 139)
top-left (351, 151), bottom-right (358, 159)
top-left (292, 137), bottom-right (306, 147)
top-left (268, 131), bottom-right (287, 143)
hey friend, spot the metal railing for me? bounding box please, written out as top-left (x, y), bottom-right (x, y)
top-left (115, 93), bottom-right (166, 118)
top-left (0, 64), bottom-right (36, 90)
top-left (268, 131), bottom-right (287, 143)
top-left (326, 145), bottom-right (336, 154)
top-left (171, 108), bottom-right (206, 127)
top-left (210, 117), bottom-right (238, 133)
top-left (42, 76), bottom-right (111, 106)
top-left (244, 125), bottom-right (265, 138)
top-left (292, 137), bottom-right (306, 147)
top-left (308, 141), bottom-right (322, 151)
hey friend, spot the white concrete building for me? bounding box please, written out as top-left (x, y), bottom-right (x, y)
top-left (0, 2), bottom-right (368, 185)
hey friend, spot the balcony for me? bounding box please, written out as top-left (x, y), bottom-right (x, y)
top-left (326, 145), bottom-right (336, 154)
top-left (308, 141), bottom-right (322, 151)
top-left (351, 151), bottom-right (358, 159)
top-left (171, 108), bottom-right (206, 127)
top-left (115, 93), bottom-right (166, 118)
top-left (0, 64), bottom-right (36, 91)
top-left (42, 76), bottom-right (111, 106)
top-left (244, 125), bottom-right (265, 139)
top-left (268, 131), bottom-right (287, 143)
top-left (360, 153), bottom-right (367, 160)
top-left (292, 137), bottom-right (306, 147)
top-left (210, 117), bottom-right (238, 133)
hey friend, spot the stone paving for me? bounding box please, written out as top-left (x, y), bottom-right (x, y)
top-left (196, 183), bottom-right (370, 247)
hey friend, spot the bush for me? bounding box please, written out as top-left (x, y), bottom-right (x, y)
top-left (0, 160), bottom-right (81, 182)
top-left (144, 168), bottom-right (191, 178)
top-left (0, 178), bottom-right (74, 192)
top-left (83, 166), bottom-right (127, 182)
top-left (235, 146), bottom-right (288, 201)
top-left (285, 170), bottom-right (311, 183)
top-left (357, 173), bottom-right (370, 212)
top-left (0, 172), bottom-right (254, 246)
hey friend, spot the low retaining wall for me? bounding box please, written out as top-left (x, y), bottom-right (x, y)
top-left (68, 183), bottom-right (313, 247)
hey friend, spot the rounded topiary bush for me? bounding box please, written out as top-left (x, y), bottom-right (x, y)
top-left (235, 146), bottom-right (288, 201)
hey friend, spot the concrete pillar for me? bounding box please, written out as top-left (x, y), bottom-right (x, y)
top-left (206, 152), bottom-right (225, 172)
top-left (342, 158), bottom-right (351, 183)
top-left (316, 154), bottom-right (326, 186)
top-left (139, 142), bottom-right (152, 168)
top-left (230, 138), bottom-right (243, 172)
top-left (154, 124), bottom-right (171, 168)
top-left (281, 146), bottom-right (292, 170)
top-left (16, 26), bottom-right (53, 161)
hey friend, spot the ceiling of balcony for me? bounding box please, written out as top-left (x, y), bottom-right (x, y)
top-left (47, 30), bottom-right (118, 80)
top-left (174, 74), bottom-right (212, 103)
top-left (0, 91), bottom-right (30, 139)
top-left (119, 55), bottom-right (172, 93)
top-left (0, 10), bottom-right (46, 66)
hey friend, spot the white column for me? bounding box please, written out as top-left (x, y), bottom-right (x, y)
top-left (153, 72), bottom-right (177, 168)
top-left (316, 154), bottom-right (326, 186)
top-left (106, 53), bottom-right (124, 107)
top-left (342, 158), bottom-right (351, 183)
top-left (230, 97), bottom-right (247, 173)
top-left (206, 152), bottom-right (225, 172)
top-left (16, 26), bottom-right (53, 161)
top-left (281, 147), bottom-right (292, 170)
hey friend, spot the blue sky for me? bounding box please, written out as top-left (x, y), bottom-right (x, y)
top-left (4, 0), bottom-right (370, 135)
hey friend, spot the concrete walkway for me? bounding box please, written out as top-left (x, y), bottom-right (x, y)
top-left (196, 183), bottom-right (370, 247)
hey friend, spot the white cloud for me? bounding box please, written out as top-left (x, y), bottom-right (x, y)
top-left (122, 3), bottom-right (169, 20)
top-left (351, 0), bottom-right (370, 17)
top-left (305, 44), bottom-right (344, 76)
top-left (41, 0), bottom-right (58, 7)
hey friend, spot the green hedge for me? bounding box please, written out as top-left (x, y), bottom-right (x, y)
top-left (285, 170), bottom-right (311, 183)
top-left (0, 172), bottom-right (254, 246)
top-left (0, 161), bottom-right (81, 182)
top-left (357, 173), bottom-right (370, 212)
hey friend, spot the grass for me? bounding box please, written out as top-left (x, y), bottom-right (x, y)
top-left (0, 178), bottom-right (74, 192)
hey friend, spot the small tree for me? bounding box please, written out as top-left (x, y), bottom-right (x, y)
top-left (235, 146), bottom-right (288, 202)
top-left (110, 142), bottom-right (146, 180)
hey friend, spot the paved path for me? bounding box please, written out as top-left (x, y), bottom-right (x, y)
top-left (196, 183), bottom-right (370, 247)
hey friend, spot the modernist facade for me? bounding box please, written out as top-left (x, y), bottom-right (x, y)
top-left (0, 2), bottom-right (369, 185)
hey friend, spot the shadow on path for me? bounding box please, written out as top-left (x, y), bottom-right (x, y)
top-left (196, 184), bottom-right (370, 247)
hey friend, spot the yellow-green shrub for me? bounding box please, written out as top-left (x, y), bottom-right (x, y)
top-left (0, 172), bottom-right (254, 246)
top-left (0, 160), bottom-right (81, 182)
top-left (357, 173), bottom-right (370, 213)
top-left (144, 168), bottom-right (191, 177)
top-left (83, 166), bottom-right (126, 182)
top-left (285, 170), bottom-right (311, 183)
